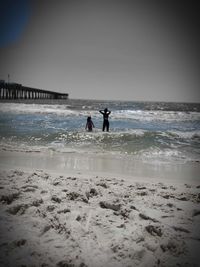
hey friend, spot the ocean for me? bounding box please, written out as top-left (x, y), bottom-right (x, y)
top-left (0, 99), bottom-right (200, 165)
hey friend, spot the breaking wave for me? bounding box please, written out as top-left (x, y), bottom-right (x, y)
top-left (0, 99), bottom-right (199, 163)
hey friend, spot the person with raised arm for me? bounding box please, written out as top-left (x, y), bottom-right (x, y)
top-left (99, 108), bottom-right (111, 132)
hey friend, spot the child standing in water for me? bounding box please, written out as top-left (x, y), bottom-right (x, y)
top-left (85, 116), bottom-right (95, 132)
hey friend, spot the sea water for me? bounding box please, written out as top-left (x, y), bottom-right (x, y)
top-left (0, 99), bottom-right (200, 165)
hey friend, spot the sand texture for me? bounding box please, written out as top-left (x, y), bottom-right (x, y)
top-left (0, 169), bottom-right (200, 267)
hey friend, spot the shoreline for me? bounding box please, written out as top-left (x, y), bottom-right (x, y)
top-left (0, 150), bottom-right (200, 185)
top-left (0, 150), bottom-right (200, 266)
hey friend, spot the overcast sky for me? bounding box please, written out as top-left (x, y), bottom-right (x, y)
top-left (0, 0), bottom-right (200, 102)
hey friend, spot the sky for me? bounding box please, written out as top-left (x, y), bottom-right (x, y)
top-left (0, 0), bottom-right (200, 102)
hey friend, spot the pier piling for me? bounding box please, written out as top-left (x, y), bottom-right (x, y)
top-left (0, 81), bottom-right (68, 100)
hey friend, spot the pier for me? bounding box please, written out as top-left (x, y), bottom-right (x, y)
top-left (0, 81), bottom-right (69, 100)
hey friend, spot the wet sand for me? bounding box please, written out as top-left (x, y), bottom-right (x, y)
top-left (0, 150), bottom-right (200, 184)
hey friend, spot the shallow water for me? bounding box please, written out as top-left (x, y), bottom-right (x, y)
top-left (0, 99), bottom-right (200, 164)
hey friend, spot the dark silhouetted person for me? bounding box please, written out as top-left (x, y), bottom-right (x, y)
top-left (85, 116), bottom-right (95, 132)
top-left (99, 108), bottom-right (111, 132)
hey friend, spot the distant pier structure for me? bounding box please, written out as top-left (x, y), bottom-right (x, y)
top-left (0, 80), bottom-right (69, 100)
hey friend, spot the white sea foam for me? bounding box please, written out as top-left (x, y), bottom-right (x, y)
top-left (0, 103), bottom-right (77, 116)
top-left (1, 103), bottom-right (199, 122)
top-left (167, 130), bottom-right (200, 139)
top-left (138, 148), bottom-right (187, 163)
top-left (112, 109), bottom-right (200, 122)
top-left (0, 100), bottom-right (199, 165)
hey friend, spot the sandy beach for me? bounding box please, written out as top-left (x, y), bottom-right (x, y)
top-left (1, 0), bottom-right (200, 264)
top-left (0, 150), bottom-right (200, 267)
